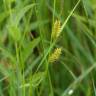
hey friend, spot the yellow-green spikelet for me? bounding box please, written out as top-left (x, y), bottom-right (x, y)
top-left (52, 20), bottom-right (61, 41)
top-left (49, 48), bottom-right (62, 63)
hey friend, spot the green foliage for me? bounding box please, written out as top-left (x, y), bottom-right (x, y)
top-left (0, 0), bottom-right (96, 96)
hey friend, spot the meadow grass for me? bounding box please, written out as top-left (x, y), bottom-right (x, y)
top-left (0, 0), bottom-right (96, 96)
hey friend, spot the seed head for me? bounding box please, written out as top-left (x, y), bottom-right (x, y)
top-left (52, 20), bottom-right (61, 41)
top-left (49, 48), bottom-right (62, 63)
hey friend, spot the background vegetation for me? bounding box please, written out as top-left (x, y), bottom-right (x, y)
top-left (0, 0), bottom-right (96, 96)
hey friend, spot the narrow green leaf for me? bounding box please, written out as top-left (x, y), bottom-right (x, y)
top-left (21, 37), bottom-right (40, 62)
top-left (8, 25), bottom-right (21, 42)
top-left (14, 3), bottom-right (36, 26)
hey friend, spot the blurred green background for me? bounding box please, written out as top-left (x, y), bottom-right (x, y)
top-left (0, 0), bottom-right (96, 96)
